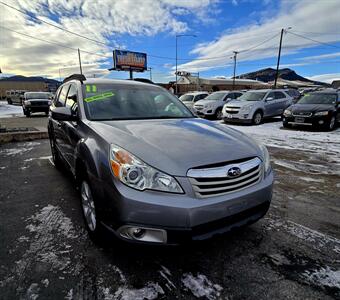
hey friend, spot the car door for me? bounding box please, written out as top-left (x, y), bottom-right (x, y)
top-left (60, 83), bottom-right (81, 172)
top-left (50, 84), bottom-right (70, 156)
top-left (264, 92), bottom-right (277, 117)
top-left (274, 91), bottom-right (290, 115)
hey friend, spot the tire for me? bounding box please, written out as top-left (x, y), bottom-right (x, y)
top-left (80, 179), bottom-right (105, 244)
top-left (283, 121), bottom-right (291, 128)
top-left (215, 108), bottom-right (223, 120)
top-left (252, 111), bottom-right (263, 125)
top-left (25, 110), bottom-right (31, 118)
top-left (327, 115), bottom-right (336, 131)
top-left (49, 135), bottom-right (63, 170)
top-left (7, 99), bottom-right (12, 105)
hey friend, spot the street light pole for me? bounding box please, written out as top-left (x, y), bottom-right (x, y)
top-left (175, 34), bottom-right (196, 95)
top-left (274, 27), bottom-right (291, 88)
top-left (149, 67), bottom-right (153, 81)
top-left (232, 51), bottom-right (239, 90)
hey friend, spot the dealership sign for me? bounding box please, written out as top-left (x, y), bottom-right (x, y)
top-left (113, 50), bottom-right (147, 72)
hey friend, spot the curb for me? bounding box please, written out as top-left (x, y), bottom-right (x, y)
top-left (0, 130), bottom-right (48, 144)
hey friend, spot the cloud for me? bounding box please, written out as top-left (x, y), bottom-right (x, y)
top-left (307, 73), bottom-right (340, 84)
top-left (300, 52), bottom-right (340, 62)
top-left (0, 0), bottom-right (216, 78)
top-left (177, 0), bottom-right (340, 72)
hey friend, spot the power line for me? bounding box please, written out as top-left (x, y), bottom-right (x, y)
top-left (0, 26), bottom-right (110, 58)
top-left (0, 1), bottom-right (110, 47)
top-left (288, 31), bottom-right (340, 49)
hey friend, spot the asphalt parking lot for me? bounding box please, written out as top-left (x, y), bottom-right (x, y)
top-left (0, 122), bottom-right (339, 299)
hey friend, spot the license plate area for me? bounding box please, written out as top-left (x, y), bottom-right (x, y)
top-left (226, 113), bottom-right (233, 118)
top-left (294, 117), bottom-right (305, 123)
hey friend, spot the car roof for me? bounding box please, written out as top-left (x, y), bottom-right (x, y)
top-left (66, 78), bottom-right (158, 89)
top-left (312, 89), bottom-right (338, 95)
top-left (182, 91), bottom-right (209, 95)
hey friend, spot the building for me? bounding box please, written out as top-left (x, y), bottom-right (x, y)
top-left (0, 76), bottom-right (60, 99)
top-left (173, 73), bottom-right (268, 94)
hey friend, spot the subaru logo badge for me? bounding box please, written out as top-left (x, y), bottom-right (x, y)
top-left (227, 167), bottom-right (242, 178)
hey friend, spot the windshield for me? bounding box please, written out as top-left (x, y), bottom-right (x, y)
top-left (297, 93), bottom-right (337, 105)
top-left (83, 84), bottom-right (194, 121)
top-left (26, 93), bottom-right (50, 99)
top-left (179, 94), bottom-right (194, 102)
top-left (238, 92), bottom-right (266, 102)
top-left (202, 92), bottom-right (227, 101)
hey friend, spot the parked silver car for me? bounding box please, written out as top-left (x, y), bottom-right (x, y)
top-left (193, 90), bottom-right (244, 119)
top-left (48, 75), bottom-right (273, 245)
top-left (179, 91), bottom-right (209, 111)
top-left (223, 89), bottom-right (293, 125)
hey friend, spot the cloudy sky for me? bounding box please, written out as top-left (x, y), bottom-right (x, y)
top-left (0, 0), bottom-right (339, 83)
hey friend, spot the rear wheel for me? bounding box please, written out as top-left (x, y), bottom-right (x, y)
top-left (7, 99), bottom-right (12, 105)
top-left (252, 111), bottom-right (263, 125)
top-left (25, 110), bottom-right (31, 117)
top-left (49, 135), bottom-right (63, 170)
top-left (283, 121), bottom-right (291, 128)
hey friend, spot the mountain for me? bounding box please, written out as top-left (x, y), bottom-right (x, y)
top-left (0, 75), bottom-right (60, 85)
top-left (237, 68), bottom-right (327, 86)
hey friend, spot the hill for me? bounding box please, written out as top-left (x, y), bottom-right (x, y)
top-left (237, 68), bottom-right (327, 86)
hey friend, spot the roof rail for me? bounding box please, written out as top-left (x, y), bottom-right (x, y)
top-left (63, 74), bottom-right (86, 84)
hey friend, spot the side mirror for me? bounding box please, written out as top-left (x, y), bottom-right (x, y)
top-left (68, 94), bottom-right (77, 102)
top-left (226, 97), bottom-right (232, 101)
top-left (51, 106), bottom-right (77, 121)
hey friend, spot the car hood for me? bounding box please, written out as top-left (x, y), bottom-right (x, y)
top-left (89, 118), bottom-right (262, 176)
top-left (290, 103), bottom-right (335, 113)
top-left (226, 100), bottom-right (255, 108)
top-left (194, 100), bottom-right (220, 106)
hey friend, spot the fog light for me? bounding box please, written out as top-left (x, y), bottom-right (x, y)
top-left (132, 228), bottom-right (145, 238)
top-left (117, 226), bottom-right (167, 243)
top-left (319, 120), bottom-right (324, 125)
top-left (243, 114), bottom-right (248, 118)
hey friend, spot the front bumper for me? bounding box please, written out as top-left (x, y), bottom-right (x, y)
top-left (283, 115), bottom-right (332, 127)
top-left (193, 107), bottom-right (215, 116)
top-left (94, 168), bottom-right (274, 244)
top-left (223, 112), bottom-right (252, 124)
top-left (24, 105), bottom-right (50, 112)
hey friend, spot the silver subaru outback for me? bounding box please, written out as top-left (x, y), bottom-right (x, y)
top-left (48, 75), bottom-right (274, 245)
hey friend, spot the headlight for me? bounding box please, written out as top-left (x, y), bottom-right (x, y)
top-left (24, 100), bottom-right (31, 105)
top-left (283, 109), bottom-right (292, 116)
top-left (240, 105), bottom-right (252, 113)
top-left (259, 143), bottom-right (270, 174)
top-left (109, 144), bottom-right (183, 193)
top-left (314, 111), bottom-right (329, 116)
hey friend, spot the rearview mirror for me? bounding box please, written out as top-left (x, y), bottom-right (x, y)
top-left (51, 106), bottom-right (77, 121)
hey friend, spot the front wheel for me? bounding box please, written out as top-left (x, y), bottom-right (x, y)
top-left (252, 111), bottom-right (263, 125)
top-left (80, 180), bottom-right (105, 243)
top-left (215, 108), bottom-right (223, 120)
top-left (327, 116), bottom-right (336, 131)
top-left (25, 110), bottom-right (31, 118)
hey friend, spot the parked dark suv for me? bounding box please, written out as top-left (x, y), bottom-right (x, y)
top-left (282, 90), bottom-right (340, 131)
top-left (48, 74), bottom-right (273, 245)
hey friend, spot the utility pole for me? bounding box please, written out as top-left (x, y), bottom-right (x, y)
top-left (175, 34), bottom-right (197, 95)
top-left (274, 27), bottom-right (291, 88)
top-left (78, 48), bottom-right (83, 75)
top-left (232, 51), bottom-right (239, 90)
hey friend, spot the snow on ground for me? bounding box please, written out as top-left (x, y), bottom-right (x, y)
top-left (181, 273), bottom-right (223, 300)
top-left (223, 120), bottom-right (340, 158)
top-left (303, 267), bottom-right (340, 289)
top-left (0, 101), bottom-right (23, 118)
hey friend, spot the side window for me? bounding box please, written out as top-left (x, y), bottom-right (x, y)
top-left (274, 91), bottom-right (286, 99)
top-left (65, 84), bottom-right (78, 112)
top-left (235, 93), bottom-right (242, 99)
top-left (55, 84), bottom-right (70, 107)
top-left (266, 92), bottom-right (275, 101)
top-left (53, 87), bottom-right (62, 106)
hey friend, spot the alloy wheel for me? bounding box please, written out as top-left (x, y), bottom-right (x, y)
top-left (329, 116), bottom-right (335, 130)
top-left (216, 110), bottom-right (223, 120)
top-left (81, 181), bottom-right (97, 232)
top-left (254, 112), bottom-right (262, 125)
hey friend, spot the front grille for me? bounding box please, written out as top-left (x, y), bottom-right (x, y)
top-left (31, 101), bottom-right (48, 106)
top-left (225, 107), bottom-right (240, 114)
top-left (188, 157), bottom-right (262, 198)
top-left (293, 112), bottom-right (312, 117)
